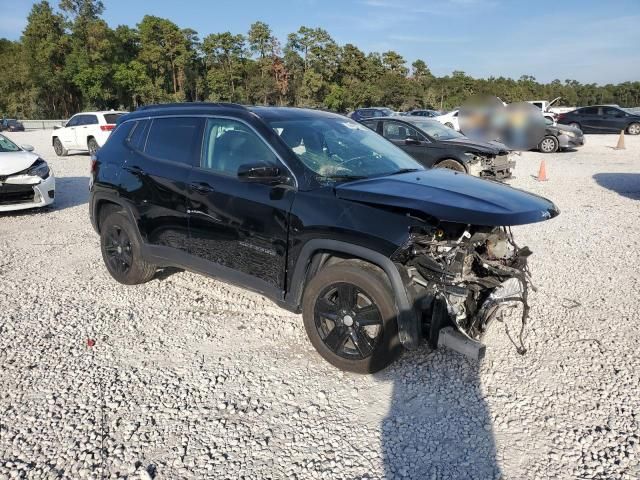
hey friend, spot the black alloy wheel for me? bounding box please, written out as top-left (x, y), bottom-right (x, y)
top-left (314, 282), bottom-right (383, 360)
top-left (104, 223), bottom-right (133, 276)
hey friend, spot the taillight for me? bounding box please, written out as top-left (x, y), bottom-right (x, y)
top-left (90, 158), bottom-right (97, 173)
top-left (557, 113), bottom-right (566, 121)
top-left (100, 124), bottom-right (115, 131)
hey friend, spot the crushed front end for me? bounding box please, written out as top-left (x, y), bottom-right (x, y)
top-left (467, 152), bottom-right (516, 180)
top-left (394, 223), bottom-right (533, 358)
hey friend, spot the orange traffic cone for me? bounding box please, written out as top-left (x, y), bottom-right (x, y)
top-left (614, 129), bottom-right (626, 150)
top-left (536, 160), bottom-right (548, 182)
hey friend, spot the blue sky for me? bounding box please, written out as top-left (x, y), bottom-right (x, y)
top-left (1, 0), bottom-right (639, 84)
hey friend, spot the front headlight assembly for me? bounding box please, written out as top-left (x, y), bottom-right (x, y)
top-left (463, 152), bottom-right (482, 163)
top-left (27, 159), bottom-right (50, 179)
top-left (560, 130), bottom-right (576, 138)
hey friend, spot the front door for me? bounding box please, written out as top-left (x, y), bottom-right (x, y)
top-left (187, 118), bottom-right (294, 293)
top-left (381, 120), bottom-right (431, 165)
top-left (60, 115), bottom-right (80, 149)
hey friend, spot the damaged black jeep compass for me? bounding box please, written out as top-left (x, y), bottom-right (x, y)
top-left (89, 104), bottom-right (559, 373)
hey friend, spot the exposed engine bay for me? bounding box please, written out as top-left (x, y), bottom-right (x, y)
top-left (394, 223), bottom-right (534, 357)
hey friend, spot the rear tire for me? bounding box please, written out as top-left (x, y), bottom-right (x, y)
top-left (538, 135), bottom-right (559, 153)
top-left (53, 137), bottom-right (67, 157)
top-left (302, 261), bottom-right (402, 374)
top-left (88, 137), bottom-right (99, 156)
top-left (627, 123), bottom-right (640, 135)
top-left (100, 211), bottom-right (156, 285)
top-left (434, 159), bottom-right (466, 173)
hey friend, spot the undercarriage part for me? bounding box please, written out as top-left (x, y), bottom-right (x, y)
top-left (401, 224), bottom-right (533, 355)
top-left (437, 327), bottom-right (486, 361)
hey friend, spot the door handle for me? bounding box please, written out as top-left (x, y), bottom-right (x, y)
top-left (190, 182), bottom-right (214, 194)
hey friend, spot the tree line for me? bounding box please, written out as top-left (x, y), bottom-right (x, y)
top-left (1, 0), bottom-right (639, 119)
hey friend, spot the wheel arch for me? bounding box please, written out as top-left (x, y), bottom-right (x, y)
top-left (434, 157), bottom-right (468, 173)
top-left (286, 239), bottom-right (420, 350)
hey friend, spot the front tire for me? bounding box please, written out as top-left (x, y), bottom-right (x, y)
top-left (538, 135), bottom-right (559, 153)
top-left (302, 261), bottom-right (401, 374)
top-left (53, 137), bottom-right (67, 157)
top-left (628, 123), bottom-right (640, 135)
top-left (100, 211), bottom-right (156, 285)
top-left (434, 159), bottom-right (466, 173)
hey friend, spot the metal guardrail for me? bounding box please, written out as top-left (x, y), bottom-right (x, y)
top-left (21, 120), bottom-right (67, 130)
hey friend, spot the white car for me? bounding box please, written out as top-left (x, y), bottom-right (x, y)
top-left (52, 111), bottom-right (126, 156)
top-left (435, 109), bottom-right (460, 131)
top-left (0, 134), bottom-right (55, 212)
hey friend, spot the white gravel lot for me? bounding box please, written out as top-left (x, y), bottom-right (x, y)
top-left (1, 130), bottom-right (639, 480)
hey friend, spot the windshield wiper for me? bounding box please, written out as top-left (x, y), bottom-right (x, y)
top-left (386, 168), bottom-right (422, 176)
top-left (315, 174), bottom-right (368, 182)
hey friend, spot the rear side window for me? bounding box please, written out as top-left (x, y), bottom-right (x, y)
top-left (104, 113), bottom-right (124, 124)
top-left (127, 120), bottom-right (150, 151)
top-left (145, 117), bottom-right (205, 166)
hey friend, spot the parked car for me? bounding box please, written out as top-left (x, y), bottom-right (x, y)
top-left (537, 118), bottom-right (585, 153)
top-left (361, 116), bottom-right (515, 179)
top-left (90, 103), bottom-right (558, 373)
top-left (435, 109), bottom-right (460, 131)
top-left (348, 107), bottom-right (395, 122)
top-left (52, 111), bottom-right (126, 156)
top-left (407, 109), bottom-right (440, 118)
top-left (1, 119), bottom-right (25, 132)
top-left (557, 105), bottom-right (640, 135)
top-left (0, 133), bottom-right (55, 212)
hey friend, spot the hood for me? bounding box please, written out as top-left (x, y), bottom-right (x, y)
top-left (438, 137), bottom-right (509, 155)
top-left (0, 151), bottom-right (40, 176)
top-left (551, 123), bottom-right (581, 135)
top-left (335, 169), bottom-right (559, 226)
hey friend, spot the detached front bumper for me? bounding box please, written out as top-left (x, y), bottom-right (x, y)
top-left (0, 172), bottom-right (55, 212)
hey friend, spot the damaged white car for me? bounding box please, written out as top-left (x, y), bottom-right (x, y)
top-left (0, 134), bottom-right (55, 212)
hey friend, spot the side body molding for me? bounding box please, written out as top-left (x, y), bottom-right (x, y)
top-left (286, 239), bottom-right (420, 350)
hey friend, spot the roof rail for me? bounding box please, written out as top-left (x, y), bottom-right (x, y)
top-left (136, 102), bottom-right (248, 112)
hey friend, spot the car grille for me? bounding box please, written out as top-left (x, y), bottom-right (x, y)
top-left (0, 183), bottom-right (35, 205)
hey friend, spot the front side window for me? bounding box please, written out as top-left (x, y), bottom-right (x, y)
top-left (201, 119), bottom-right (280, 175)
top-left (269, 116), bottom-right (422, 181)
top-left (405, 118), bottom-right (463, 140)
top-left (84, 115), bottom-right (99, 125)
top-left (603, 107), bottom-right (623, 117)
top-left (145, 117), bottom-right (205, 165)
top-left (383, 121), bottom-right (422, 141)
top-left (66, 116), bottom-right (80, 127)
top-left (0, 134), bottom-right (20, 152)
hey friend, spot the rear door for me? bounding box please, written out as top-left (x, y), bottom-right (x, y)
top-left (600, 107), bottom-right (628, 133)
top-left (186, 117), bottom-right (294, 293)
top-left (123, 116), bottom-right (204, 252)
top-left (76, 114), bottom-right (99, 149)
top-left (381, 120), bottom-right (431, 165)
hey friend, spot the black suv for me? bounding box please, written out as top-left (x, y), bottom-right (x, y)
top-left (90, 103), bottom-right (559, 373)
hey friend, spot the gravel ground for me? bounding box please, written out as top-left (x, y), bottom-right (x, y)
top-left (1, 130), bottom-right (639, 480)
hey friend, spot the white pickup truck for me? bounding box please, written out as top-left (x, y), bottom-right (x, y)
top-left (526, 97), bottom-right (575, 123)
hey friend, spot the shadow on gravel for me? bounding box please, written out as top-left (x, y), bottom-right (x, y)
top-left (593, 173), bottom-right (640, 200)
top-left (380, 350), bottom-right (501, 479)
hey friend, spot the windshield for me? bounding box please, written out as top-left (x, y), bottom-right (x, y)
top-left (404, 118), bottom-right (465, 140)
top-left (268, 116), bottom-right (423, 180)
top-left (0, 134), bottom-right (20, 153)
top-left (621, 107), bottom-right (640, 115)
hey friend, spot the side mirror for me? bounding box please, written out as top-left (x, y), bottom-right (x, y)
top-left (405, 137), bottom-right (420, 145)
top-left (21, 144), bottom-right (35, 152)
top-left (237, 164), bottom-right (287, 184)
top-left (53, 125), bottom-right (61, 130)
